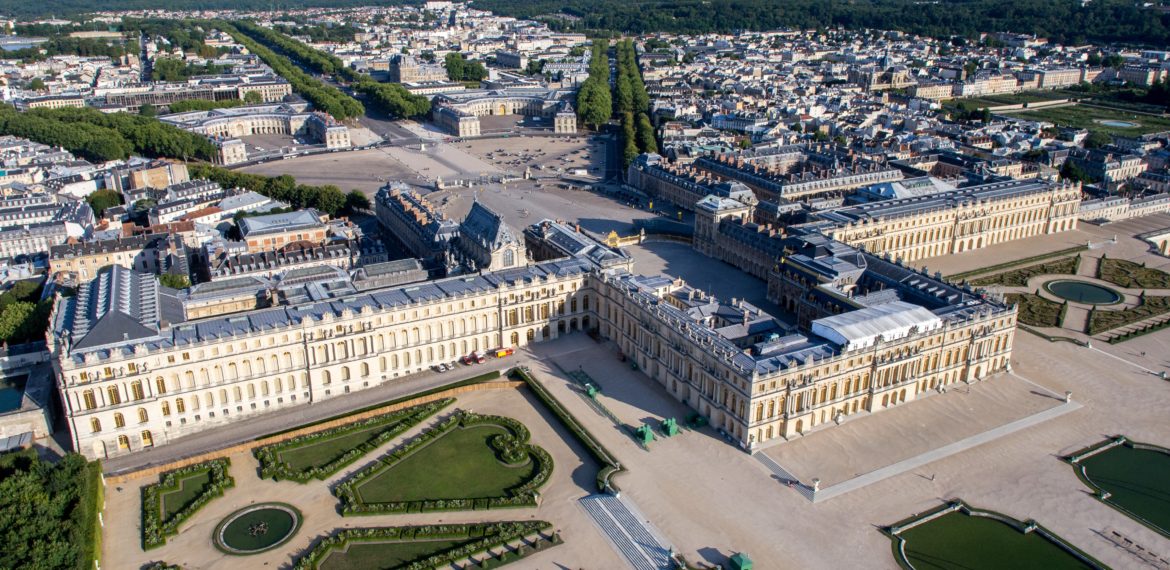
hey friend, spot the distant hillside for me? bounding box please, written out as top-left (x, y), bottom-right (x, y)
top-left (3, 0), bottom-right (1169, 48)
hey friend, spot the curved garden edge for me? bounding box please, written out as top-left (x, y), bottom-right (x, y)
top-left (1063, 435), bottom-right (1170, 540)
top-left (141, 458), bottom-right (235, 550)
top-left (881, 499), bottom-right (1109, 570)
top-left (333, 410), bottom-right (554, 515)
top-left (212, 501), bottom-right (304, 556)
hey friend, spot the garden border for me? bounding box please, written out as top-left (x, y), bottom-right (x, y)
top-left (292, 521), bottom-right (556, 570)
top-left (509, 366), bottom-right (627, 494)
top-left (334, 411), bottom-right (554, 515)
top-left (141, 458), bottom-right (235, 550)
top-left (1063, 435), bottom-right (1170, 539)
top-left (882, 498), bottom-right (1107, 570)
top-left (254, 398), bottom-right (452, 482)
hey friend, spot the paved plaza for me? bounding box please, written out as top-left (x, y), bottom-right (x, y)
top-left (759, 372), bottom-right (1068, 488)
top-left (519, 327), bottom-right (1170, 569)
top-left (240, 147), bottom-right (428, 193)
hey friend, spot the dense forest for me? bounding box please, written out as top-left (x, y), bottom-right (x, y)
top-left (0, 450), bottom-right (102, 570)
top-left (0, 104), bottom-right (217, 163)
top-left (4, 1), bottom-right (1170, 46)
top-left (478, 0), bottom-right (1170, 46)
top-left (226, 20), bottom-right (430, 119)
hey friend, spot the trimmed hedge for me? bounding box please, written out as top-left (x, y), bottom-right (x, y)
top-left (1087, 295), bottom-right (1170, 334)
top-left (334, 411), bottom-right (553, 515)
top-left (292, 521), bottom-right (553, 570)
top-left (947, 246), bottom-right (1088, 282)
top-left (509, 367), bottom-right (626, 493)
top-left (1006, 293), bottom-right (1064, 328)
top-left (1097, 257), bottom-right (1170, 289)
top-left (142, 458), bottom-right (235, 550)
top-left (969, 256), bottom-right (1078, 286)
top-left (254, 398), bottom-right (452, 482)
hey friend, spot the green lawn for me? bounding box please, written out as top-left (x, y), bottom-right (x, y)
top-left (1078, 444), bottom-right (1170, 537)
top-left (355, 425), bottom-right (535, 504)
top-left (1097, 258), bottom-right (1170, 289)
top-left (1004, 104), bottom-right (1170, 136)
top-left (898, 511), bottom-right (1094, 570)
top-left (160, 470), bottom-right (211, 520)
top-left (278, 420), bottom-right (406, 472)
top-left (319, 539), bottom-right (465, 570)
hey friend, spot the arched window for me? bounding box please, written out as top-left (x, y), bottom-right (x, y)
top-left (141, 431), bottom-right (154, 448)
top-left (247, 384), bottom-right (256, 399)
top-left (161, 401), bottom-right (171, 416)
top-left (503, 248), bottom-right (515, 266)
top-left (114, 413), bottom-right (125, 428)
top-left (82, 389), bottom-right (96, 410)
top-left (117, 435), bottom-right (129, 450)
top-left (155, 377), bottom-right (167, 395)
top-left (106, 386), bottom-right (121, 406)
top-left (90, 418), bottom-right (101, 433)
top-left (130, 381), bottom-right (144, 400)
top-left (175, 398), bottom-right (186, 413)
top-left (137, 408), bottom-right (148, 423)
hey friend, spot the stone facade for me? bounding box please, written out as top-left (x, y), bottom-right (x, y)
top-left (817, 179), bottom-right (1082, 263)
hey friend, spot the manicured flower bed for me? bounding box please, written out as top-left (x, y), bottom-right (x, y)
top-left (334, 411), bottom-right (553, 514)
top-left (142, 458), bottom-right (235, 550)
top-left (254, 398), bottom-right (453, 482)
top-left (292, 521), bottom-right (556, 570)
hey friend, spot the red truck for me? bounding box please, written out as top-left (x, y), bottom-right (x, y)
top-left (460, 351), bottom-right (487, 365)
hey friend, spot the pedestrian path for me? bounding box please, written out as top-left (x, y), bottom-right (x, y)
top-left (754, 454), bottom-right (815, 500)
top-left (757, 398), bottom-right (1082, 503)
top-left (579, 494), bottom-right (672, 570)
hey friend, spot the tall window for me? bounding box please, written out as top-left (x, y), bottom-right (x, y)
top-left (106, 386), bottom-right (121, 406)
top-left (141, 431), bottom-right (154, 448)
top-left (155, 377), bottom-right (166, 395)
top-left (175, 398), bottom-right (185, 413)
top-left (113, 413), bottom-right (125, 429)
top-left (130, 381), bottom-right (144, 400)
top-left (82, 390), bottom-right (96, 410)
top-left (137, 408), bottom-right (148, 423)
top-left (117, 435), bottom-right (129, 450)
top-left (161, 401), bottom-right (171, 416)
top-left (90, 418), bottom-right (101, 433)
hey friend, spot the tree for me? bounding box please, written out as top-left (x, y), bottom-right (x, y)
top-left (243, 91), bottom-right (263, 104)
top-left (26, 77), bottom-right (46, 91)
top-left (344, 189), bottom-right (370, 213)
top-left (311, 185), bottom-right (346, 216)
top-left (158, 274), bottom-right (191, 289)
top-left (636, 113), bottom-right (657, 154)
top-left (444, 52), bottom-right (487, 82)
top-left (85, 190), bottom-right (122, 216)
top-left (1084, 131), bottom-right (1112, 149)
top-left (139, 103), bottom-right (157, 117)
top-left (1060, 161), bottom-right (1094, 183)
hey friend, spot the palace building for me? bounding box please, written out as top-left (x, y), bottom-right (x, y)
top-left (431, 88), bottom-right (577, 137)
top-left (693, 144), bottom-right (904, 203)
top-left (158, 103), bottom-right (350, 165)
top-left (51, 210), bottom-right (1018, 457)
top-left (813, 178), bottom-right (1082, 263)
